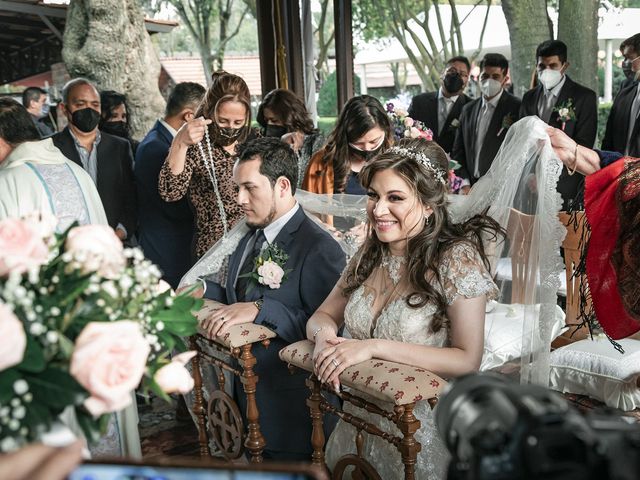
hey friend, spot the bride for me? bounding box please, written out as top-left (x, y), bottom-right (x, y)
top-left (306, 138), bottom-right (504, 479)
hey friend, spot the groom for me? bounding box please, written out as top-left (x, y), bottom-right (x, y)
top-left (200, 137), bottom-right (346, 460)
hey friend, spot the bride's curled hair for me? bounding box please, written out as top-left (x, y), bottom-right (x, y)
top-left (342, 138), bottom-right (504, 333)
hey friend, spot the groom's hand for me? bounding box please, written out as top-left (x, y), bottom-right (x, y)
top-left (202, 302), bottom-right (259, 338)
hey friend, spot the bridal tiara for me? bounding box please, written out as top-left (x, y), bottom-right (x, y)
top-left (386, 146), bottom-right (448, 185)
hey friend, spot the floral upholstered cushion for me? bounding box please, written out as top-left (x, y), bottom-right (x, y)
top-left (195, 299), bottom-right (276, 349)
top-left (279, 340), bottom-right (447, 406)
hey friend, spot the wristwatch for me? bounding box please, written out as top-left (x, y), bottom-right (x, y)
top-left (254, 298), bottom-right (264, 311)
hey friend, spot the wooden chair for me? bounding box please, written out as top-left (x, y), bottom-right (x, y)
top-left (280, 340), bottom-right (447, 480)
top-left (190, 299), bottom-right (276, 462)
top-left (553, 211), bottom-right (590, 347)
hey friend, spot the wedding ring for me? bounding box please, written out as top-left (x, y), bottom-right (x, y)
top-left (332, 359), bottom-right (340, 367)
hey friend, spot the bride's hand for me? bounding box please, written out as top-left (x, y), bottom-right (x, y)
top-left (315, 338), bottom-right (375, 391)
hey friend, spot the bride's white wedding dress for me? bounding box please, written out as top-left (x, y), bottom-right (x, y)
top-left (325, 243), bottom-right (498, 480)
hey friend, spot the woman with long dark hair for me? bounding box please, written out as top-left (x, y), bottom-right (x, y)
top-left (306, 138), bottom-right (504, 478)
top-left (99, 90), bottom-right (139, 155)
top-left (159, 71), bottom-right (253, 259)
top-left (302, 95), bottom-right (393, 194)
top-left (257, 89), bottom-right (323, 187)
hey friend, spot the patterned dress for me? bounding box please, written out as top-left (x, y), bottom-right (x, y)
top-left (326, 242), bottom-right (498, 479)
top-left (158, 143), bottom-right (244, 259)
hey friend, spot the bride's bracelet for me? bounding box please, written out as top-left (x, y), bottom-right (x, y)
top-left (567, 143), bottom-right (580, 176)
top-left (312, 325), bottom-right (331, 341)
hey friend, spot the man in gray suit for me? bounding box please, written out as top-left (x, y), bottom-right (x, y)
top-left (200, 137), bottom-right (346, 460)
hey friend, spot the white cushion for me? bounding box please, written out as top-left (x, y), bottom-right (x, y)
top-left (495, 257), bottom-right (567, 296)
top-left (480, 302), bottom-right (565, 371)
top-left (549, 338), bottom-right (640, 411)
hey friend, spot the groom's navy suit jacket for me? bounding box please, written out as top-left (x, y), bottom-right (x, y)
top-left (204, 207), bottom-right (345, 459)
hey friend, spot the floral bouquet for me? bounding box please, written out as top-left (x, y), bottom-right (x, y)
top-left (0, 215), bottom-right (202, 451)
top-left (386, 102), bottom-right (464, 193)
top-left (386, 102), bottom-right (433, 142)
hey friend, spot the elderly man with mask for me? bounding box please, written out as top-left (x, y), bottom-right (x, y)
top-left (452, 53), bottom-right (521, 192)
top-left (602, 33), bottom-right (640, 157)
top-left (519, 40), bottom-right (597, 210)
top-left (0, 98), bottom-right (106, 226)
top-left (408, 56), bottom-right (472, 153)
top-left (52, 78), bottom-right (136, 242)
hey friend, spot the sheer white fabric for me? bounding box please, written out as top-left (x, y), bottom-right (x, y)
top-left (326, 243), bottom-right (498, 479)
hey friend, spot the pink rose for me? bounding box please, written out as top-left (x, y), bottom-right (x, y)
top-left (22, 211), bottom-right (57, 240)
top-left (409, 126), bottom-right (421, 139)
top-left (154, 351), bottom-right (197, 394)
top-left (0, 218), bottom-right (49, 277)
top-left (0, 302), bottom-right (26, 371)
top-left (257, 261), bottom-right (284, 289)
top-left (70, 321), bottom-right (150, 416)
top-left (394, 107), bottom-right (408, 117)
top-left (403, 117), bottom-right (414, 127)
top-left (65, 225), bottom-right (125, 278)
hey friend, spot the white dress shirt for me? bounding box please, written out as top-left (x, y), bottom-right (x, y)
top-left (537, 75), bottom-right (567, 123)
top-left (438, 87), bottom-right (459, 134)
top-left (473, 90), bottom-right (504, 178)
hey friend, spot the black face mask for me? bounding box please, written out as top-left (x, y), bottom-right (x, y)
top-left (102, 121), bottom-right (129, 139)
top-left (442, 73), bottom-right (464, 94)
top-left (348, 143), bottom-right (384, 162)
top-left (213, 125), bottom-right (245, 147)
top-left (622, 60), bottom-right (635, 80)
top-left (71, 108), bottom-right (101, 133)
top-left (264, 124), bottom-right (288, 138)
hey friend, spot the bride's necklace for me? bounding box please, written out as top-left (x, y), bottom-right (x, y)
top-left (197, 128), bottom-right (229, 235)
top-left (380, 254), bottom-right (406, 285)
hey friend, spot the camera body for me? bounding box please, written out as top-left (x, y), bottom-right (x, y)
top-left (436, 373), bottom-right (640, 480)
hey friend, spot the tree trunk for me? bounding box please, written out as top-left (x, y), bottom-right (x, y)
top-left (501, 0), bottom-right (551, 97)
top-left (62, 0), bottom-right (165, 139)
top-left (557, 0), bottom-right (598, 92)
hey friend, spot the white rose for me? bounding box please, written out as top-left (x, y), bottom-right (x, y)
top-left (65, 225), bottom-right (125, 279)
top-left (257, 261), bottom-right (285, 289)
top-left (154, 351), bottom-right (197, 394)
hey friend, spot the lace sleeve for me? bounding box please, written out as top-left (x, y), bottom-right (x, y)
top-left (158, 146), bottom-right (196, 202)
top-left (438, 242), bottom-right (498, 305)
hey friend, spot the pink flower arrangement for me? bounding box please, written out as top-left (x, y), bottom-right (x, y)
top-left (154, 351), bottom-right (197, 395)
top-left (0, 218), bottom-right (49, 277)
top-left (386, 102), bottom-right (433, 142)
top-left (70, 321), bottom-right (151, 416)
top-left (0, 216), bottom-right (201, 450)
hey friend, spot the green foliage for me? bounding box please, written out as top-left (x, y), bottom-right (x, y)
top-left (317, 117), bottom-right (337, 135)
top-left (317, 71), bottom-right (362, 117)
top-left (597, 102), bottom-right (612, 147)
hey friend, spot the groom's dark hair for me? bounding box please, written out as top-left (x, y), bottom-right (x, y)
top-left (237, 137), bottom-right (299, 194)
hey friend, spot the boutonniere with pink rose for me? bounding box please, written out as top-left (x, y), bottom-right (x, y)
top-left (553, 99), bottom-right (576, 131)
top-left (0, 215), bottom-right (201, 451)
top-left (240, 242), bottom-right (291, 291)
top-left (497, 113), bottom-right (515, 137)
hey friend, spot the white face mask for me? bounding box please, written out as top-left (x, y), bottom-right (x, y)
top-left (480, 78), bottom-right (503, 98)
top-left (538, 68), bottom-right (563, 90)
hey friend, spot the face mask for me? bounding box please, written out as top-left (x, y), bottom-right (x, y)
top-left (349, 136), bottom-right (385, 162)
top-left (264, 124), bottom-right (288, 138)
top-left (213, 124), bottom-right (245, 147)
top-left (622, 56), bottom-right (640, 80)
top-left (101, 121), bottom-right (129, 138)
top-left (442, 73), bottom-right (464, 94)
top-left (480, 78), bottom-right (503, 98)
top-left (40, 104), bottom-right (50, 118)
top-left (538, 68), bottom-right (563, 90)
top-left (71, 108), bottom-right (101, 133)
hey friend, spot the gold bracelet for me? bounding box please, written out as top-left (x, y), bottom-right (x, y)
top-left (567, 143), bottom-right (579, 176)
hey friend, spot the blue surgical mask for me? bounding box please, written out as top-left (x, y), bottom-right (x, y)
top-left (40, 104), bottom-right (50, 118)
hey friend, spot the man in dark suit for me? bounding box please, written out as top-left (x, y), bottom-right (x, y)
top-left (452, 53), bottom-right (521, 191)
top-left (602, 33), bottom-right (640, 157)
top-left (519, 40), bottom-right (597, 209)
top-left (408, 56), bottom-right (472, 153)
top-left (135, 82), bottom-right (205, 288)
top-left (199, 137), bottom-right (346, 460)
top-left (53, 78), bottom-right (136, 240)
top-left (22, 87), bottom-right (54, 138)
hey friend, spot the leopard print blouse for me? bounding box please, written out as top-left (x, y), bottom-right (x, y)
top-left (158, 143), bottom-right (243, 259)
